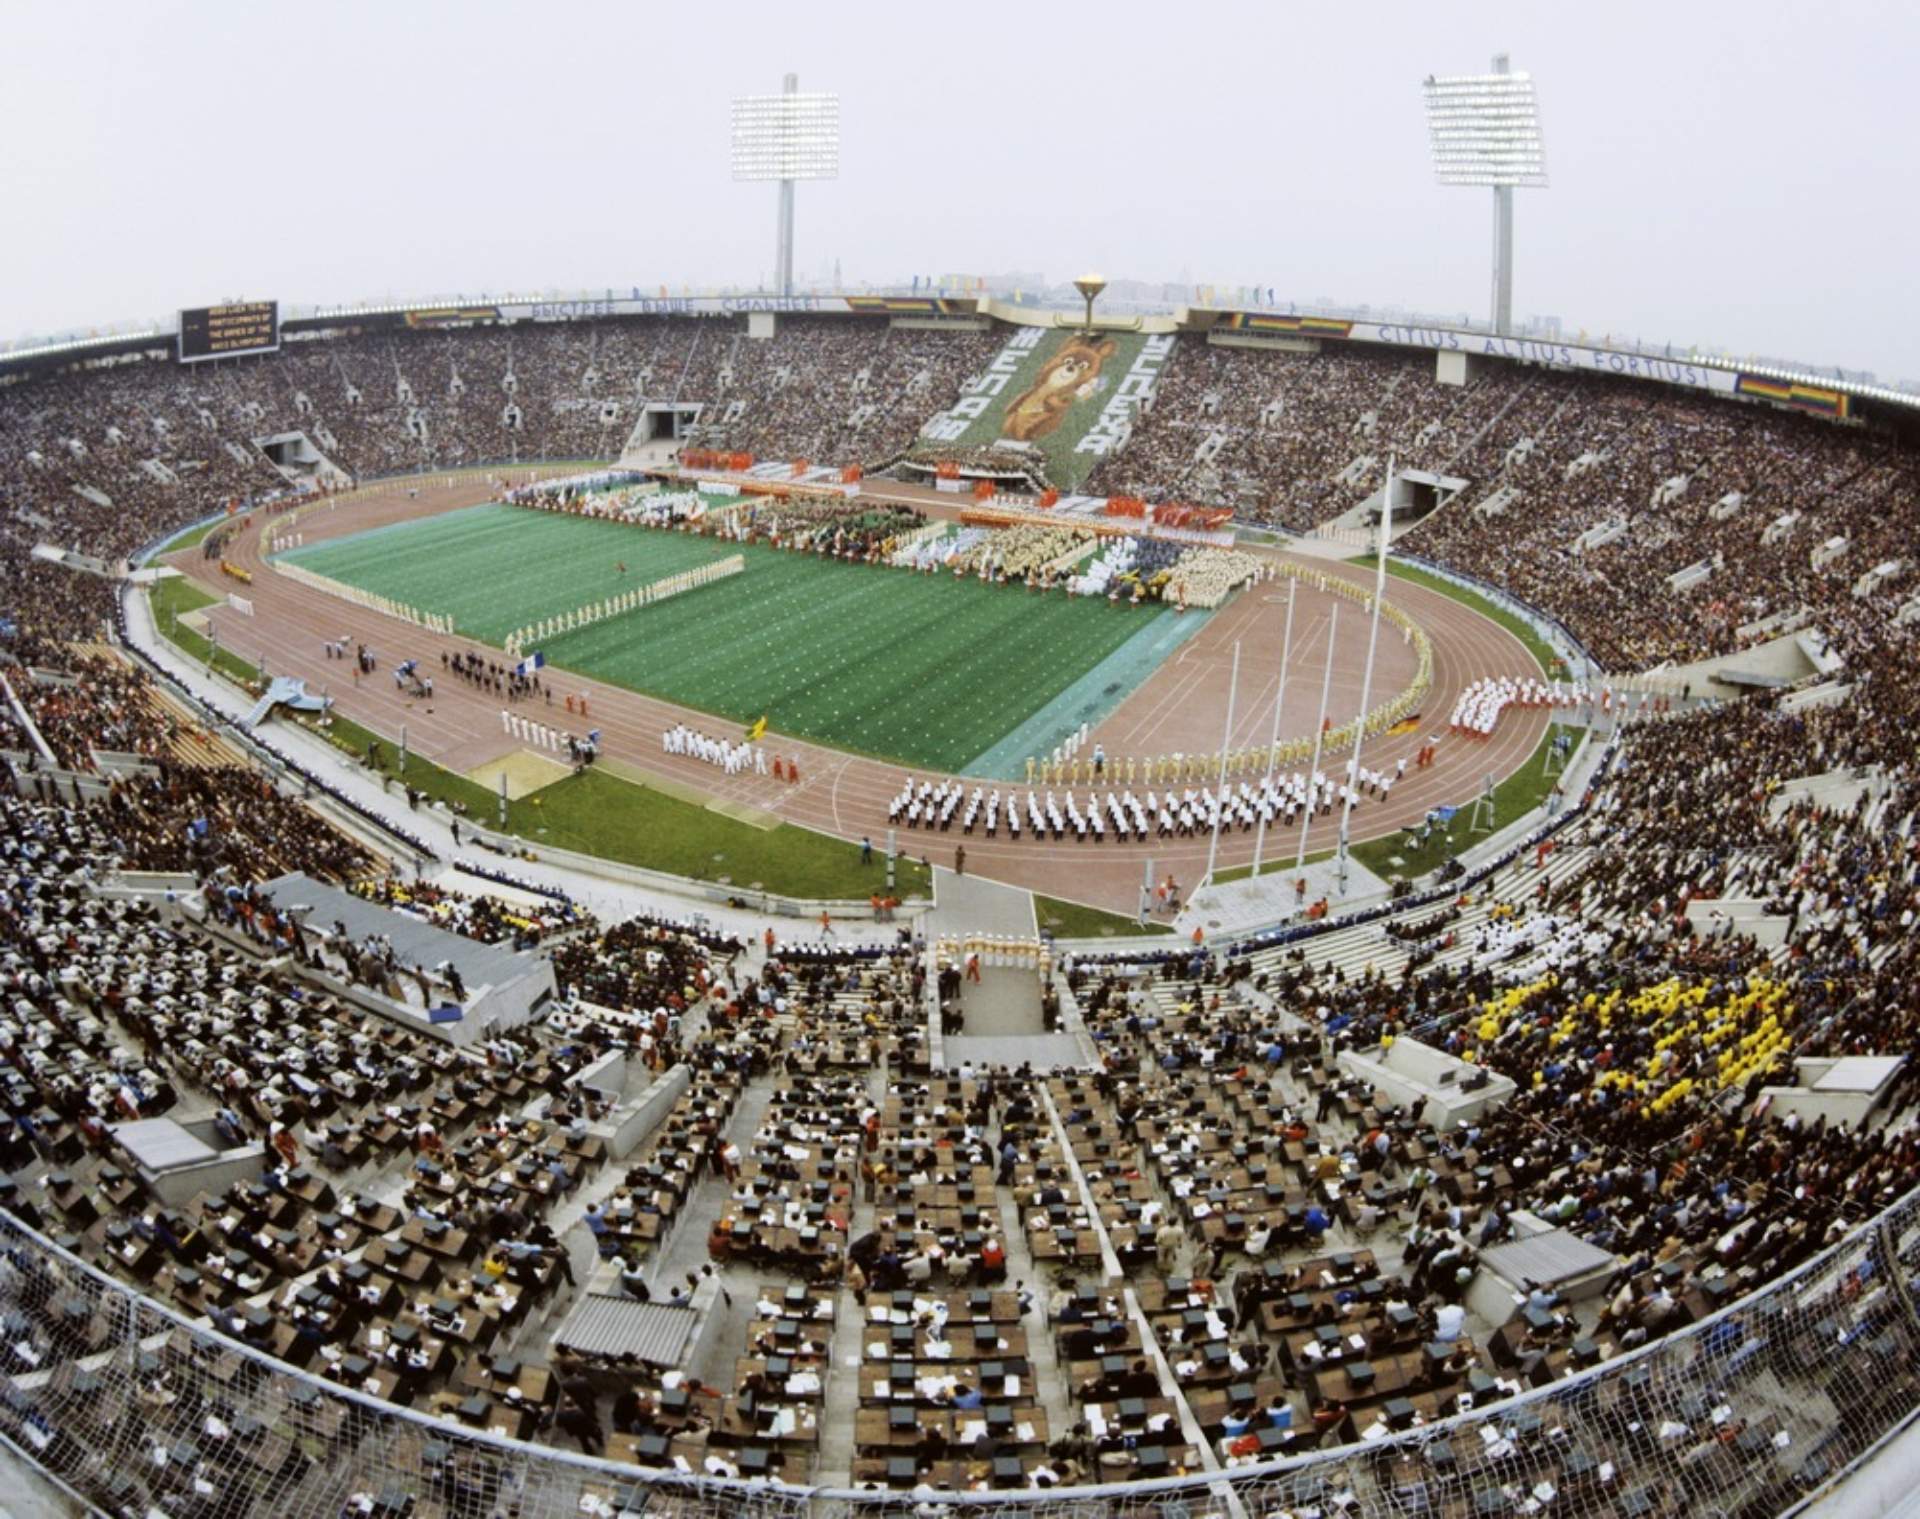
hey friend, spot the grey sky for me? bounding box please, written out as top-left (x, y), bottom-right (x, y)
top-left (2, 0), bottom-right (1914, 379)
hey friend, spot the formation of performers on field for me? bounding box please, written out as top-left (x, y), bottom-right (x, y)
top-left (887, 758), bottom-right (1401, 841)
top-left (443, 646), bottom-right (544, 701)
top-left (516, 477), bottom-right (1268, 615)
top-left (661, 722), bottom-right (808, 783)
top-left (515, 480), bottom-right (928, 565)
top-left (1448, 675), bottom-right (1593, 737)
top-left (899, 522), bottom-right (1266, 610)
top-left (1446, 674), bottom-right (1691, 737)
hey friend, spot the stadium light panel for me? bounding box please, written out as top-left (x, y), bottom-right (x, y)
top-left (730, 92), bottom-right (841, 183)
top-left (1421, 54), bottom-right (1547, 336)
top-left (1422, 70), bottom-right (1548, 188)
top-left (733, 76), bottom-right (840, 299)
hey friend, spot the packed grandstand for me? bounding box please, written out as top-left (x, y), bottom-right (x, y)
top-left (0, 299), bottom-right (1917, 1519)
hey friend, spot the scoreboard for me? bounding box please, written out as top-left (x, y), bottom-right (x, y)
top-left (178, 301), bottom-right (279, 363)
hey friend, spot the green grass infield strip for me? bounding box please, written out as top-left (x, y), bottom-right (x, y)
top-left (288, 708), bottom-right (930, 902)
top-left (1211, 847), bottom-right (1335, 885)
top-left (285, 504), bottom-right (1180, 773)
top-left (1349, 724), bottom-right (1573, 882)
top-left (142, 580), bottom-right (926, 901)
top-left (1348, 554), bottom-right (1558, 677)
top-left (1034, 893), bottom-right (1175, 938)
top-left (149, 576), bottom-right (263, 689)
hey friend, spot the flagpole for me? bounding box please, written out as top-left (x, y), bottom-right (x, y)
top-left (1336, 456), bottom-right (1394, 895)
top-left (1203, 641), bottom-right (1241, 886)
top-left (1251, 577), bottom-right (1297, 879)
top-left (1295, 602), bottom-right (1339, 884)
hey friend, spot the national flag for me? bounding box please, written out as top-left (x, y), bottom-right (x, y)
top-left (745, 716), bottom-right (768, 742)
top-left (1387, 715), bottom-right (1422, 737)
top-left (514, 651), bottom-right (545, 678)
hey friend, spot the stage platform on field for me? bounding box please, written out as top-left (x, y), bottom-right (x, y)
top-left (1177, 851), bottom-right (1390, 939)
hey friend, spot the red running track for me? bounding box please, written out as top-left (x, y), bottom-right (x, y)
top-left (180, 479), bottom-right (1549, 914)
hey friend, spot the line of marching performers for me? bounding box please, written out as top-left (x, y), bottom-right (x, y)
top-left (1450, 675), bottom-right (1592, 737)
top-left (887, 765), bottom-right (1390, 842)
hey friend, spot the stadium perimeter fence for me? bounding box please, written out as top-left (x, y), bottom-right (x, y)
top-left (1385, 552), bottom-right (1598, 685)
top-left (1, 1183), bottom-right (1917, 1519)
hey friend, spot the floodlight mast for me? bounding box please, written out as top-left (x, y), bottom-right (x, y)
top-left (731, 74), bottom-right (841, 298)
top-left (1422, 53), bottom-right (1548, 336)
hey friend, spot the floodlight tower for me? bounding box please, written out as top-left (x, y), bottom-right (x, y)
top-left (1422, 54), bottom-right (1548, 336)
top-left (731, 74), bottom-right (840, 298)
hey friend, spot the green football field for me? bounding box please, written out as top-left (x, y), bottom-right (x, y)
top-left (280, 503), bottom-right (1177, 772)
top-left (281, 504), bottom-right (737, 644)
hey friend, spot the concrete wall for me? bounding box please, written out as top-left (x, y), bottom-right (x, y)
top-left (454, 815), bottom-right (911, 916)
top-left (164, 893), bottom-right (551, 1049)
top-left (1684, 898), bottom-right (1792, 948)
top-left (89, 750), bottom-right (162, 779)
top-left (1763, 1087), bottom-right (1881, 1129)
top-left (1651, 628), bottom-right (1822, 697)
top-left (1760, 1058), bottom-right (1904, 1131)
top-left (143, 1141), bottom-right (268, 1209)
top-left (1338, 1039), bottom-right (1516, 1130)
top-left (105, 870), bottom-right (198, 896)
top-left (0, 1438), bottom-right (97, 1518)
top-left (608, 1065), bottom-right (692, 1160)
top-left (5, 767), bottom-right (112, 804)
top-left (571, 1048), bottom-right (629, 1104)
top-left (467, 962), bottom-right (559, 1043)
top-left (679, 1271), bottom-right (732, 1373)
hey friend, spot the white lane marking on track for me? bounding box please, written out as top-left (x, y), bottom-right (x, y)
top-left (830, 759), bottom-right (850, 833)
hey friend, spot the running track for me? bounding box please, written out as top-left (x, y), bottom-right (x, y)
top-left (178, 478), bottom-right (1549, 913)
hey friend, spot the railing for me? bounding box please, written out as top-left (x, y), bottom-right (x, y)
top-left (1, 1178), bottom-right (1917, 1519)
top-left (1390, 549), bottom-right (1603, 680)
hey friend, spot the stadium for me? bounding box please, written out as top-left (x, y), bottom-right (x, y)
top-left (2, 35), bottom-right (1920, 1519)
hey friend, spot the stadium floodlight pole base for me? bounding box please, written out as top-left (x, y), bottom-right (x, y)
top-left (777, 177), bottom-right (795, 298)
top-left (1492, 182), bottom-right (1514, 336)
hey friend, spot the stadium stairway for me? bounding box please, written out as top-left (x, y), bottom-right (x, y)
top-left (1225, 841), bottom-right (1604, 988)
top-left (1100, 845), bottom-right (1606, 1022)
top-left (141, 682), bottom-right (250, 768)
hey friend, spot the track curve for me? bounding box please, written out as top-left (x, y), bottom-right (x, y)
top-left (181, 478), bottom-right (1552, 912)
